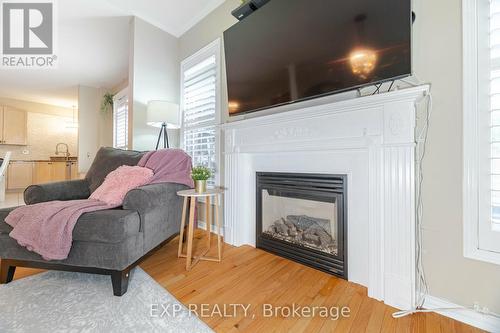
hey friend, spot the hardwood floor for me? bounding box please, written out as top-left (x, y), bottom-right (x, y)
top-left (4, 230), bottom-right (485, 333)
top-left (140, 230), bottom-right (484, 333)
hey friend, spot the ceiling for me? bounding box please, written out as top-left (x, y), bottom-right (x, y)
top-left (105, 0), bottom-right (226, 38)
top-left (0, 0), bottom-right (225, 108)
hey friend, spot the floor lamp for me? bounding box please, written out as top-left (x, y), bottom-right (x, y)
top-left (146, 101), bottom-right (180, 150)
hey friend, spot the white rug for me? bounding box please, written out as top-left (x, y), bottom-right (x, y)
top-left (0, 267), bottom-right (213, 333)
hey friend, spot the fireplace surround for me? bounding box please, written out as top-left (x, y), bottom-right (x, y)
top-left (222, 85), bottom-right (429, 310)
top-left (256, 172), bottom-right (347, 278)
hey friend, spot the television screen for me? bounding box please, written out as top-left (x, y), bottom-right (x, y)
top-left (223, 0), bottom-right (412, 115)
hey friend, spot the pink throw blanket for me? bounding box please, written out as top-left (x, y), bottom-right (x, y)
top-left (6, 149), bottom-right (193, 260)
top-left (7, 200), bottom-right (117, 260)
top-left (138, 148), bottom-right (194, 187)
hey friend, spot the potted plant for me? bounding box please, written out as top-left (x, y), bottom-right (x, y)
top-left (101, 92), bottom-right (114, 114)
top-left (191, 166), bottom-right (212, 193)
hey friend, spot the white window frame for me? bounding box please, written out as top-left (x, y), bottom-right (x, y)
top-left (180, 38), bottom-right (222, 188)
top-left (463, 0), bottom-right (500, 265)
top-left (113, 87), bottom-right (129, 150)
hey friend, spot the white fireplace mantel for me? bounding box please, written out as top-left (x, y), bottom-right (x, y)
top-left (221, 85), bottom-right (429, 310)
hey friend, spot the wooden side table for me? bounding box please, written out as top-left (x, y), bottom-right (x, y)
top-left (177, 188), bottom-right (224, 270)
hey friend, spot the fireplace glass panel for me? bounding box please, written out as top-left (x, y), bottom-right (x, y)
top-left (261, 189), bottom-right (338, 256)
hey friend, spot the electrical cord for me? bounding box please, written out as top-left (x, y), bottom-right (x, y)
top-left (392, 76), bottom-right (434, 318)
top-left (359, 77), bottom-right (498, 322)
top-left (417, 90), bottom-right (432, 308)
top-left (393, 304), bottom-right (500, 319)
top-left (369, 76), bottom-right (433, 317)
top-left (391, 78), bottom-right (500, 322)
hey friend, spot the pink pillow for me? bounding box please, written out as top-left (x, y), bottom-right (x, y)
top-left (90, 165), bottom-right (154, 205)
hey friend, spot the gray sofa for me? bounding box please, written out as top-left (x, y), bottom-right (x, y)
top-left (0, 147), bottom-right (188, 296)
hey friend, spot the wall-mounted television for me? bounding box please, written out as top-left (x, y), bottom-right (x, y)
top-left (223, 0), bottom-right (412, 116)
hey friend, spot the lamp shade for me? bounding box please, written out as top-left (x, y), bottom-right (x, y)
top-left (146, 101), bottom-right (180, 129)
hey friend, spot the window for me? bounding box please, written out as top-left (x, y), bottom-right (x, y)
top-left (113, 88), bottom-right (129, 150)
top-left (464, 0), bottom-right (500, 264)
top-left (489, 0), bottom-right (500, 234)
top-left (180, 39), bottom-right (221, 186)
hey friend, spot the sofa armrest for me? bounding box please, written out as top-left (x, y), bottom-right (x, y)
top-left (123, 183), bottom-right (189, 216)
top-left (24, 179), bottom-right (91, 205)
top-left (123, 182), bottom-right (189, 248)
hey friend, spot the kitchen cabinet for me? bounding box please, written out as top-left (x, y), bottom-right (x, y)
top-left (7, 160), bottom-right (79, 189)
top-left (33, 161), bottom-right (78, 184)
top-left (52, 162), bottom-right (68, 182)
top-left (33, 162), bottom-right (53, 184)
top-left (70, 161), bottom-right (78, 180)
top-left (0, 106), bottom-right (27, 145)
top-left (7, 161), bottom-right (33, 190)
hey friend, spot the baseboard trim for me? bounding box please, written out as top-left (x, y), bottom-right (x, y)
top-left (423, 295), bottom-right (500, 332)
top-left (197, 220), bottom-right (224, 236)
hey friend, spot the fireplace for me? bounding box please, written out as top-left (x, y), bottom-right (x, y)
top-left (225, 86), bottom-right (427, 308)
top-left (256, 172), bottom-right (347, 279)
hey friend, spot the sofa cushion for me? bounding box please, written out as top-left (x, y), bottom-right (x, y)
top-left (0, 206), bottom-right (140, 244)
top-left (0, 221), bottom-right (12, 235)
top-left (72, 209), bottom-right (141, 243)
top-left (0, 207), bottom-right (14, 234)
top-left (85, 147), bottom-right (146, 193)
top-left (0, 232), bottom-right (144, 270)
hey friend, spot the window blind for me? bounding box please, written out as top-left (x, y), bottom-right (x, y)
top-left (182, 54), bottom-right (217, 185)
top-left (491, 0), bottom-right (500, 230)
top-left (113, 95), bottom-right (128, 150)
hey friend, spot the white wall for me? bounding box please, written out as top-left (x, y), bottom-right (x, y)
top-left (78, 85), bottom-right (114, 173)
top-left (78, 86), bottom-right (101, 172)
top-left (178, 0), bottom-right (500, 314)
top-left (129, 17), bottom-right (180, 151)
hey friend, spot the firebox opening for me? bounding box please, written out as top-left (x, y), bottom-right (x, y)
top-left (262, 191), bottom-right (338, 255)
top-left (256, 172), bottom-right (347, 279)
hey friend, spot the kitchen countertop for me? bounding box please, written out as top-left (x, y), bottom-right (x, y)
top-left (11, 159), bottom-right (78, 162)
